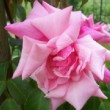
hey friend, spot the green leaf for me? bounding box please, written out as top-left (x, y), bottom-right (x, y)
top-left (103, 91), bottom-right (110, 102)
top-left (67, 0), bottom-right (75, 5)
top-left (12, 57), bottom-right (20, 71)
top-left (83, 97), bottom-right (100, 110)
top-left (80, 0), bottom-right (88, 7)
top-left (9, 37), bottom-right (22, 47)
top-left (0, 81), bottom-right (6, 96)
top-left (98, 102), bottom-right (110, 110)
top-left (7, 77), bottom-right (33, 104)
top-left (0, 62), bottom-right (9, 81)
top-left (67, 0), bottom-right (82, 10)
top-left (12, 57), bottom-right (20, 66)
top-left (58, 102), bottom-right (75, 110)
top-left (16, 4), bottom-right (26, 21)
top-left (0, 99), bottom-right (20, 110)
top-left (106, 84), bottom-right (110, 91)
top-left (24, 88), bottom-right (51, 110)
top-left (99, 103), bottom-right (105, 110)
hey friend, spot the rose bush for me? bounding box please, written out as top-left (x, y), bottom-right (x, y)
top-left (5, 1), bottom-right (110, 110)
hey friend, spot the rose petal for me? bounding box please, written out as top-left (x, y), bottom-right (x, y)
top-left (46, 83), bottom-right (69, 98)
top-left (75, 44), bottom-right (91, 73)
top-left (5, 0), bottom-right (48, 40)
top-left (13, 36), bottom-right (36, 78)
top-left (55, 33), bottom-right (73, 52)
top-left (42, 1), bottom-right (59, 13)
top-left (22, 43), bottom-right (51, 79)
top-left (31, 6), bottom-right (72, 39)
top-left (64, 74), bottom-right (99, 110)
top-left (80, 26), bottom-right (106, 41)
top-left (5, 20), bottom-right (47, 40)
top-left (70, 11), bottom-right (82, 39)
top-left (31, 64), bottom-right (49, 93)
top-left (94, 89), bottom-right (107, 99)
top-left (50, 98), bottom-right (65, 110)
top-left (77, 35), bottom-right (106, 80)
top-left (27, 0), bottom-right (48, 19)
top-left (103, 68), bottom-right (110, 83)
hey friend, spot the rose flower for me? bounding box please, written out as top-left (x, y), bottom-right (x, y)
top-left (5, 1), bottom-right (110, 110)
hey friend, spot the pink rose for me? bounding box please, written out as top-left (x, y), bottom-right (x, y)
top-left (13, 34), bottom-right (110, 110)
top-left (5, 1), bottom-right (110, 110)
top-left (80, 14), bottom-right (110, 44)
top-left (5, 1), bottom-right (110, 44)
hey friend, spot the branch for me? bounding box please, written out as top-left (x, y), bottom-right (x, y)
top-left (0, 0), bottom-right (13, 76)
top-left (4, 0), bottom-right (14, 24)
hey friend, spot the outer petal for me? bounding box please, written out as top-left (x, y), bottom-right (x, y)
top-left (64, 74), bottom-right (99, 110)
top-left (98, 35), bottom-right (110, 44)
top-left (77, 35), bottom-right (106, 80)
top-left (50, 98), bottom-right (65, 110)
top-left (42, 1), bottom-right (60, 13)
top-left (27, 0), bottom-right (48, 19)
top-left (80, 26), bottom-right (105, 41)
top-left (30, 63), bottom-right (49, 93)
top-left (22, 43), bottom-right (51, 79)
top-left (31, 6), bottom-right (72, 39)
top-left (83, 14), bottom-right (94, 27)
top-left (77, 35), bottom-right (105, 50)
top-left (5, 20), bottom-right (47, 40)
top-left (89, 52), bottom-right (105, 80)
top-left (105, 50), bottom-right (110, 61)
top-left (46, 83), bottom-right (69, 98)
top-left (5, 0), bottom-right (48, 40)
top-left (13, 36), bottom-right (46, 78)
top-left (13, 36), bottom-right (36, 78)
top-left (94, 89), bottom-right (107, 99)
top-left (80, 26), bottom-right (110, 44)
top-left (70, 11), bottom-right (82, 24)
top-left (87, 72), bottom-right (107, 99)
top-left (70, 11), bottom-right (82, 39)
top-left (103, 68), bottom-right (110, 83)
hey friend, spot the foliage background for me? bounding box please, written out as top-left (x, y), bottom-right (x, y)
top-left (81, 0), bottom-right (110, 23)
top-left (0, 0), bottom-right (110, 110)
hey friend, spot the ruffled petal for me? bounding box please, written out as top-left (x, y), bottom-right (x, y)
top-left (77, 35), bottom-right (106, 80)
top-left (13, 36), bottom-right (36, 78)
top-left (70, 11), bottom-right (82, 39)
top-left (27, 0), bottom-right (48, 19)
top-left (55, 33), bottom-right (73, 52)
top-left (75, 44), bottom-right (91, 72)
top-left (5, 20), bottom-right (47, 40)
top-left (103, 68), bottom-right (110, 83)
top-left (30, 64), bottom-right (49, 93)
top-left (47, 25), bottom-right (79, 54)
top-left (80, 26), bottom-right (105, 41)
top-left (64, 74), bottom-right (99, 110)
top-left (5, 0), bottom-right (48, 40)
top-left (22, 42), bottom-right (51, 79)
top-left (31, 6), bottom-right (72, 39)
